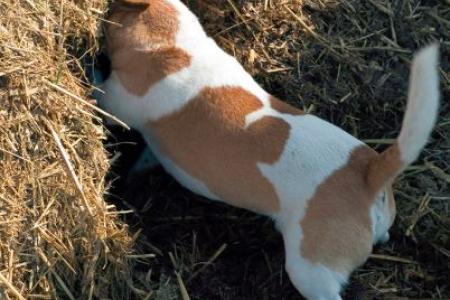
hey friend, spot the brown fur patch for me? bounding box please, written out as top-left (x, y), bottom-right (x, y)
top-left (107, 0), bottom-right (191, 96)
top-left (366, 143), bottom-right (403, 194)
top-left (149, 87), bottom-right (292, 214)
top-left (300, 145), bottom-right (380, 273)
top-left (270, 96), bottom-right (304, 115)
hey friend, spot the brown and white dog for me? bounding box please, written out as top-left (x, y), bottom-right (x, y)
top-left (99, 0), bottom-right (440, 299)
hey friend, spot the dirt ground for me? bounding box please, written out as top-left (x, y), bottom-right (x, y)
top-left (105, 0), bottom-right (449, 299)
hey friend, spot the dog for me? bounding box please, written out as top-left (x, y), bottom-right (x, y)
top-left (98, 0), bottom-right (440, 299)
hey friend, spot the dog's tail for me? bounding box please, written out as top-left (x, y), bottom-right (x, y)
top-left (366, 44), bottom-right (440, 193)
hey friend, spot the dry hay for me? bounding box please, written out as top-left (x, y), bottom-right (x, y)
top-left (112, 0), bottom-right (449, 299)
top-left (0, 0), bottom-right (145, 299)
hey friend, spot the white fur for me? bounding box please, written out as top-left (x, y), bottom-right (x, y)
top-left (398, 44), bottom-right (440, 164)
top-left (262, 114), bottom-right (363, 219)
top-left (370, 192), bottom-right (391, 244)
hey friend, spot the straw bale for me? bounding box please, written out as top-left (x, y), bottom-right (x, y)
top-left (0, 0), bottom-right (139, 299)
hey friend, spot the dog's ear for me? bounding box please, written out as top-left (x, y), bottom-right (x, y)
top-left (116, 0), bottom-right (150, 10)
